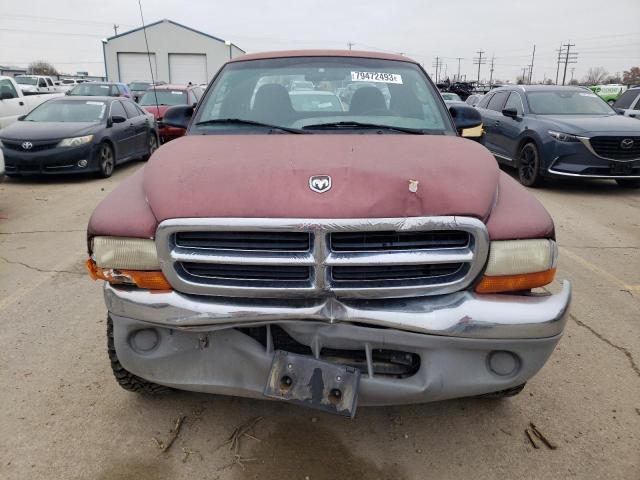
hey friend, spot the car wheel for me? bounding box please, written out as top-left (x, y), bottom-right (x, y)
top-left (518, 142), bottom-right (544, 187)
top-left (615, 178), bottom-right (640, 188)
top-left (143, 132), bottom-right (158, 161)
top-left (97, 142), bottom-right (115, 178)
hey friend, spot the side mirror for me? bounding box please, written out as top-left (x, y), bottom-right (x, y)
top-left (65, 90), bottom-right (71, 96)
top-left (615, 108), bottom-right (625, 115)
top-left (449, 105), bottom-right (483, 135)
top-left (17, 115), bottom-right (26, 121)
top-left (502, 107), bottom-right (519, 119)
top-left (162, 105), bottom-right (193, 129)
top-left (111, 115), bottom-right (127, 124)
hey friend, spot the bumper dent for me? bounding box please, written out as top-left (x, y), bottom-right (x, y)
top-left (104, 280), bottom-right (571, 340)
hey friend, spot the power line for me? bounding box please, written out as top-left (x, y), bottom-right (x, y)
top-left (561, 41), bottom-right (578, 85)
top-left (473, 50), bottom-right (486, 83)
top-left (431, 56), bottom-right (443, 83)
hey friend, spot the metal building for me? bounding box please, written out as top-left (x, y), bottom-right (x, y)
top-left (102, 19), bottom-right (244, 84)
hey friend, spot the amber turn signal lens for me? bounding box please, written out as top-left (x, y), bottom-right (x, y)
top-left (85, 259), bottom-right (171, 290)
top-left (475, 268), bottom-right (556, 294)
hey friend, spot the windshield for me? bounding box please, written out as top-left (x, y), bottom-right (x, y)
top-left (139, 90), bottom-right (188, 106)
top-left (16, 77), bottom-right (38, 85)
top-left (442, 93), bottom-right (462, 102)
top-left (69, 84), bottom-right (113, 96)
top-left (193, 56), bottom-right (453, 134)
top-left (24, 100), bottom-right (107, 122)
top-left (527, 90), bottom-right (614, 115)
top-left (130, 82), bottom-right (151, 91)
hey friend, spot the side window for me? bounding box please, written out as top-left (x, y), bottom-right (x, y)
top-left (614, 90), bottom-right (637, 109)
top-left (0, 79), bottom-right (19, 99)
top-left (38, 78), bottom-right (47, 87)
top-left (633, 94), bottom-right (640, 111)
top-left (504, 92), bottom-right (524, 115)
top-left (487, 91), bottom-right (509, 112)
top-left (477, 93), bottom-right (493, 109)
top-left (193, 87), bottom-right (204, 101)
top-left (122, 101), bottom-right (140, 118)
top-left (110, 100), bottom-right (127, 118)
top-left (46, 78), bottom-right (54, 86)
top-left (134, 103), bottom-right (146, 116)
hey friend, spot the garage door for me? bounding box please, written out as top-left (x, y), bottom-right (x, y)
top-left (117, 53), bottom-right (157, 83)
top-left (169, 54), bottom-right (207, 85)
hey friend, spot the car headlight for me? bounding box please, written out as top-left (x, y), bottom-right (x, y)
top-left (57, 135), bottom-right (94, 148)
top-left (86, 236), bottom-right (170, 290)
top-left (548, 130), bottom-right (581, 142)
top-left (476, 239), bottom-right (557, 293)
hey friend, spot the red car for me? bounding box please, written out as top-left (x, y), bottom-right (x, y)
top-left (139, 84), bottom-right (204, 143)
top-left (86, 51), bottom-right (571, 416)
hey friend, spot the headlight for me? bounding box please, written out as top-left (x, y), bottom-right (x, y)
top-left (57, 135), bottom-right (94, 148)
top-left (91, 236), bottom-right (159, 270)
top-left (476, 239), bottom-right (557, 293)
top-left (548, 130), bottom-right (581, 143)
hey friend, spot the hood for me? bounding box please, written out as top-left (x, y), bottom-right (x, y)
top-left (539, 114), bottom-right (640, 135)
top-left (18, 85), bottom-right (37, 92)
top-left (141, 105), bottom-right (172, 119)
top-left (0, 121), bottom-right (99, 141)
top-left (143, 135), bottom-right (500, 221)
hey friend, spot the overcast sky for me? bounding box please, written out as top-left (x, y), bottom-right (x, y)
top-left (1, 0), bottom-right (639, 82)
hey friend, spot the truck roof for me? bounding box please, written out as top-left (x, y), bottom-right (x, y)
top-left (228, 50), bottom-right (417, 64)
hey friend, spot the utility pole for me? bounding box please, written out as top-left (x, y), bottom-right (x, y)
top-left (489, 55), bottom-right (495, 87)
top-left (113, 24), bottom-right (119, 36)
top-left (570, 67), bottom-right (575, 83)
top-left (347, 42), bottom-right (355, 51)
top-left (473, 50), bottom-right (486, 84)
top-left (555, 43), bottom-right (563, 85)
top-left (528, 45), bottom-right (536, 84)
top-left (521, 67), bottom-right (528, 84)
top-left (432, 57), bottom-right (442, 83)
top-left (456, 57), bottom-right (463, 81)
top-left (561, 41), bottom-right (577, 85)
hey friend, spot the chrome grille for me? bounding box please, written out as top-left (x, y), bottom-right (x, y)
top-left (588, 136), bottom-right (640, 161)
top-left (156, 217), bottom-right (489, 299)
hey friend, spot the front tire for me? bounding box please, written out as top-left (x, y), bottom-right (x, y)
top-left (107, 316), bottom-right (172, 394)
top-left (616, 178), bottom-right (640, 189)
top-left (97, 142), bottom-right (115, 178)
top-left (142, 131), bottom-right (158, 161)
top-left (518, 142), bottom-right (544, 187)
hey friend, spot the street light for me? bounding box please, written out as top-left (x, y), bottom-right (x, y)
top-left (224, 40), bottom-right (232, 60)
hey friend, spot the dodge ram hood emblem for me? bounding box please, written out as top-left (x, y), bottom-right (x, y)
top-left (22, 141), bottom-right (33, 150)
top-left (620, 138), bottom-right (634, 149)
top-left (309, 175), bottom-right (332, 193)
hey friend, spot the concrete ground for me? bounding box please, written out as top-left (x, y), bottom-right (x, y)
top-left (0, 162), bottom-right (638, 480)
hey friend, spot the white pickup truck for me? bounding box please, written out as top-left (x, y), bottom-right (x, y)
top-left (14, 75), bottom-right (63, 94)
top-left (0, 76), bottom-right (62, 129)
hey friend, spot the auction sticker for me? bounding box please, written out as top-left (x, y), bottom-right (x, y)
top-left (351, 71), bottom-right (403, 84)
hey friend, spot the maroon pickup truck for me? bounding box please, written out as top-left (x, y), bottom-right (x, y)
top-left (86, 51), bottom-right (571, 416)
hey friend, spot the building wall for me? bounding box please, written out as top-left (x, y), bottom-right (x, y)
top-left (104, 20), bottom-right (244, 83)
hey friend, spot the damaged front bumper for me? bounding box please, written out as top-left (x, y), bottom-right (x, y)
top-left (105, 281), bottom-right (571, 406)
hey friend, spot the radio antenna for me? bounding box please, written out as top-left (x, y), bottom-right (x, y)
top-left (138, 0), bottom-right (160, 121)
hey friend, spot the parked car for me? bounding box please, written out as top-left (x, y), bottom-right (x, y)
top-left (14, 75), bottom-right (61, 94)
top-left (613, 87), bottom-right (640, 119)
top-left (589, 84), bottom-right (627, 105)
top-left (0, 147), bottom-right (4, 182)
top-left (476, 85), bottom-right (640, 188)
top-left (289, 90), bottom-right (345, 112)
top-left (0, 96), bottom-right (157, 178)
top-left (68, 82), bottom-right (133, 99)
top-left (441, 92), bottom-right (462, 103)
top-left (465, 94), bottom-right (484, 107)
top-left (86, 50), bottom-right (570, 416)
top-left (139, 84), bottom-right (203, 142)
top-left (58, 78), bottom-right (88, 92)
top-left (128, 81), bottom-right (152, 102)
top-left (0, 76), bottom-right (63, 129)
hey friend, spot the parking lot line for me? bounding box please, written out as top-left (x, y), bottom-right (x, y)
top-left (559, 246), bottom-right (639, 293)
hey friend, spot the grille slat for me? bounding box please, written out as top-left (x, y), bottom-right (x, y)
top-left (332, 263), bottom-right (463, 281)
top-left (181, 262), bottom-right (311, 281)
top-left (330, 231), bottom-right (469, 251)
top-left (175, 231), bottom-right (311, 251)
top-left (590, 136), bottom-right (640, 160)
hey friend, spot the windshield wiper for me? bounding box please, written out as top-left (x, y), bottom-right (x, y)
top-left (195, 118), bottom-right (303, 134)
top-left (302, 121), bottom-right (425, 134)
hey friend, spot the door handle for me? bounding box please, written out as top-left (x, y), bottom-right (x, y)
top-left (19, 101), bottom-right (24, 106)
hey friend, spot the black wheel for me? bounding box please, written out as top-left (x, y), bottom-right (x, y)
top-left (518, 142), bottom-right (544, 187)
top-left (97, 142), bottom-right (115, 178)
top-left (475, 383), bottom-right (526, 399)
top-left (616, 178), bottom-right (640, 188)
top-left (107, 316), bottom-right (173, 394)
top-left (143, 131), bottom-right (158, 161)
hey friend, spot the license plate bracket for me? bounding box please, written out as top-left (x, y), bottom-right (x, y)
top-left (264, 350), bottom-right (360, 417)
top-left (610, 162), bottom-right (633, 175)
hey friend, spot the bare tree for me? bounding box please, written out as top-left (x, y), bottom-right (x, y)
top-left (583, 67), bottom-right (608, 85)
top-left (27, 61), bottom-right (59, 76)
top-left (622, 67), bottom-right (640, 85)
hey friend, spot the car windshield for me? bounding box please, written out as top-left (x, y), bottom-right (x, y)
top-left (130, 82), bottom-right (151, 90)
top-left (442, 93), bottom-right (462, 102)
top-left (16, 77), bottom-right (38, 85)
top-left (24, 100), bottom-right (107, 122)
top-left (69, 84), bottom-right (112, 96)
top-left (527, 90), bottom-right (614, 115)
top-left (139, 90), bottom-right (188, 106)
top-left (193, 56), bottom-right (452, 134)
